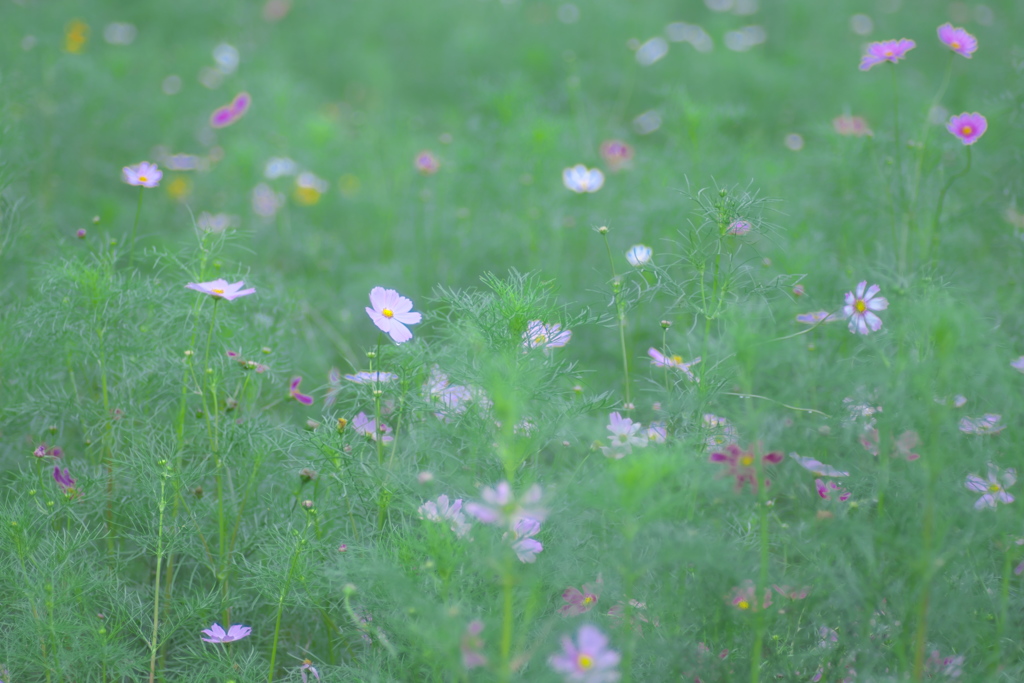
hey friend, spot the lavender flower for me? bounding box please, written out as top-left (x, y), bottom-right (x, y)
top-left (859, 38), bottom-right (916, 71)
top-left (524, 321), bottom-right (572, 349)
top-left (122, 161), bottom-right (162, 187)
top-left (548, 625), bottom-right (621, 682)
top-left (418, 494), bottom-right (470, 538)
top-left (289, 376), bottom-right (314, 406)
top-left (460, 620), bottom-right (488, 669)
top-left (842, 281), bottom-right (888, 334)
top-left (200, 622), bottom-right (251, 643)
top-left (465, 481), bottom-right (546, 527)
top-left (965, 464), bottom-right (1016, 509)
top-left (600, 412), bottom-right (647, 458)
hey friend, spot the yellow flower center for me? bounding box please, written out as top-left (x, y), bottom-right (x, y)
top-left (534, 334), bottom-right (547, 345)
top-left (884, 49), bottom-right (894, 57)
top-left (989, 483), bottom-right (1002, 492)
top-left (854, 299), bottom-right (867, 313)
top-left (951, 41), bottom-right (961, 49)
top-left (382, 308), bottom-right (394, 318)
top-left (962, 125), bottom-right (973, 136)
top-left (737, 599), bottom-right (750, 610)
top-left (671, 355), bottom-right (684, 364)
top-left (740, 455), bottom-right (754, 467)
top-left (583, 596), bottom-right (593, 605)
top-left (212, 288), bottom-right (225, 294)
top-left (303, 659), bottom-right (313, 666)
top-left (577, 654), bottom-right (594, 670)
top-left (138, 175), bottom-right (148, 182)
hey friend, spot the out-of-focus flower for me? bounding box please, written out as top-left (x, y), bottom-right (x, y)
top-left (185, 279), bottom-right (256, 301)
top-left (213, 43), bottom-right (240, 75)
top-left (601, 412), bottom-right (648, 458)
top-left (947, 112), bottom-right (987, 145)
top-left (726, 220), bottom-right (752, 235)
top-left (563, 164), bottom-right (605, 193)
top-left (730, 581), bottom-right (772, 611)
top-left (784, 133), bottom-right (804, 151)
top-left (607, 599), bottom-right (659, 634)
top-left (264, 157), bottom-right (298, 179)
top-left (196, 212), bottom-right (237, 233)
top-left (710, 444), bottom-right (783, 492)
top-left (937, 23), bottom-right (977, 58)
top-left (966, 464), bottom-right (1015, 509)
top-left (200, 623), bottom-right (251, 643)
top-left (648, 348), bottom-right (700, 381)
top-left (76, 228), bottom-right (87, 239)
top-left (65, 20), bottom-right (89, 53)
top-left (859, 38), bottom-right (916, 71)
top-left (548, 625), bottom-right (621, 683)
top-left (815, 478), bottom-right (851, 502)
top-left (1012, 356), bottom-right (1024, 373)
top-left (103, 22), bottom-right (137, 45)
top-left (465, 481), bottom-right (546, 527)
top-left (252, 183), bottom-right (284, 218)
top-left (366, 287), bottom-right (422, 344)
top-left (351, 412), bottom-right (394, 442)
top-left (703, 413), bottom-right (739, 447)
top-left (418, 494), bottom-right (470, 538)
top-left (796, 310), bottom-right (840, 325)
top-left (289, 377), bottom-right (314, 406)
top-left (345, 371), bottom-right (398, 385)
top-left (299, 659), bottom-right (320, 682)
top-left (789, 453), bottom-right (849, 477)
top-left (122, 161), bottom-right (163, 188)
top-left (294, 171), bottom-right (328, 205)
top-left (506, 517), bottom-right (543, 563)
top-left (935, 394), bottom-right (968, 408)
top-left (263, 0), bottom-right (292, 21)
top-left (210, 92), bottom-right (251, 129)
top-left (646, 421), bottom-right (667, 444)
top-left (461, 620), bottom-right (487, 670)
top-left (636, 37), bottom-right (669, 66)
top-left (524, 321), bottom-right (572, 349)
top-left (632, 110), bottom-right (662, 135)
top-left (859, 429), bottom-right (920, 461)
top-left (959, 414), bottom-right (1005, 435)
top-left (772, 584), bottom-right (810, 600)
top-left (34, 443), bottom-right (64, 459)
top-left (600, 140), bottom-right (633, 171)
top-left (625, 244), bottom-right (652, 267)
top-left (925, 650), bottom-right (964, 678)
top-left (561, 577), bottom-right (602, 616)
top-left (833, 115), bottom-right (873, 137)
top-left (818, 626), bottom-right (839, 649)
top-left (414, 150), bottom-right (440, 175)
top-left (53, 466), bottom-right (77, 495)
top-left (843, 281), bottom-right (888, 335)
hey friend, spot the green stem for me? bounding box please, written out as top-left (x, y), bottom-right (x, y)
top-left (129, 185), bottom-right (144, 268)
top-left (148, 469), bottom-right (169, 683)
top-left (909, 53), bottom-right (954, 212)
top-left (891, 65), bottom-right (908, 274)
top-left (499, 569), bottom-right (515, 682)
top-left (927, 145), bottom-right (972, 263)
top-left (268, 517), bottom-right (310, 682)
top-left (373, 333), bottom-right (384, 466)
top-left (750, 458), bottom-right (770, 683)
top-left (601, 232), bottom-right (631, 408)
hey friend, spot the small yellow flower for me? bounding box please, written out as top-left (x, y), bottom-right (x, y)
top-left (65, 20), bottom-right (89, 54)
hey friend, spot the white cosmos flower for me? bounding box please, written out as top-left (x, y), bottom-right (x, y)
top-left (625, 244), bottom-right (652, 267)
top-left (842, 281), bottom-right (888, 335)
top-left (562, 164), bottom-right (605, 193)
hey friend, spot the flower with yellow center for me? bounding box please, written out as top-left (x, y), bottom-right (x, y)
top-left (577, 654), bottom-right (594, 670)
top-left (365, 286), bottom-right (422, 344)
top-left (965, 463), bottom-right (1016, 509)
top-left (842, 281), bottom-right (888, 335)
top-left (185, 279), bottom-right (257, 302)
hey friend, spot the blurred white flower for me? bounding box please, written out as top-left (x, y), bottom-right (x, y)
top-left (636, 37), bottom-right (669, 66)
top-left (562, 164), bottom-right (604, 193)
top-left (625, 244), bottom-right (652, 267)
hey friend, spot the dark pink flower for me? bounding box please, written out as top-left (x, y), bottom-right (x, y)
top-left (815, 478), bottom-right (851, 502)
top-left (859, 38), bottom-right (916, 71)
top-left (289, 376), bottom-right (314, 406)
top-left (210, 92), bottom-right (251, 128)
top-left (34, 443), bottom-right (63, 459)
top-left (200, 622), bottom-right (251, 643)
top-left (560, 576), bottom-right (602, 616)
top-left (937, 23), bottom-right (977, 58)
top-left (947, 112), bottom-right (987, 145)
top-left (710, 444), bottom-right (783, 493)
top-left (53, 466), bottom-right (76, 494)
top-left (599, 139), bottom-right (634, 171)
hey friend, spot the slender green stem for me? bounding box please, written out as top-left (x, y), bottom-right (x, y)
top-left (927, 145), bottom-right (972, 263)
top-left (909, 53), bottom-right (954, 212)
top-left (891, 65), bottom-right (908, 274)
top-left (373, 333), bottom-right (385, 466)
top-left (268, 517), bottom-right (311, 682)
top-left (97, 328), bottom-right (116, 558)
top-left (129, 185), bottom-right (144, 268)
top-left (994, 533), bottom-right (1012, 672)
top-left (149, 469), bottom-right (169, 683)
top-left (601, 232), bottom-right (631, 408)
top-left (499, 569), bottom-right (515, 682)
top-left (750, 455), bottom-right (771, 683)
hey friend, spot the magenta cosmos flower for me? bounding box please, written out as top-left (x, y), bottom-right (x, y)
top-left (710, 444), bottom-right (783, 493)
top-left (947, 112), bottom-right (987, 145)
top-left (53, 466), bottom-right (76, 494)
top-left (185, 279), bottom-right (256, 301)
top-left (548, 624), bottom-right (621, 683)
top-left (730, 580), bottom-right (772, 611)
top-left (288, 376), bottom-right (314, 406)
top-left (365, 287), bottom-right (421, 344)
top-left (122, 161), bottom-right (162, 188)
top-left (561, 577), bottom-right (602, 616)
top-left (200, 622), bottom-right (251, 643)
top-left (210, 91), bottom-right (251, 128)
top-left (842, 281), bottom-right (888, 335)
top-left (965, 464), bottom-right (1016, 509)
top-left (600, 140), bottom-right (633, 171)
top-left (465, 481), bottom-right (546, 527)
top-left (937, 23), bottom-right (977, 58)
top-left (859, 38), bottom-right (916, 71)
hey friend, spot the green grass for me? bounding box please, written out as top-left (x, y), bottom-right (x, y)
top-left (2, 0), bottom-right (1024, 680)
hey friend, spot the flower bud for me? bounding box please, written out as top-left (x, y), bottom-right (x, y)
top-left (301, 500), bottom-right (314, 510)
top-left (76, 228), bottom-right (87, 239)
top-left (300, 468), bottom-right (318, 483)
top-left (597, 225), bottom-right (609, 234)
top-left (660, 320), bottom-right (672, 329)
top-left (336, 417), bottom-right (348, 433)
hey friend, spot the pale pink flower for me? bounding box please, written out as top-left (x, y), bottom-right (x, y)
top-left (600, 412), bottom-right (647, 458)
top-left (461, 620), bottom-right (487, 669)
top-left (365, 287), bottom-right (421, 343)
top-left (796, 310), bottom-right (840, 325)
top-left (562, 164), bottom-right (605, 193)
top-left (925, 650), bottom-right (964, 678)
top-left (726, 220), bottom-right (751, 235)
top-left (703, 413), bottom-right (739, 447)
top-left (548, 625), bottom-right (621, 682)
top-left (833, 115), bottom-right (873, 137)
top-left (789, 453), bottom-right (849, 477)
top-left (465, 481), bottom-right (546, 527)
top-left (560, 576), bottom-right (602, 616)
top-left (859, 38), bottom-right (916, 71)
top-left (645, 421), bottom-right (667, 444)
top-left (772, 584), bottom-right (810, 600)
top-left (965, 464), bottom-right (1015, 509)
top-left (937, 23), bottom-right (977, 58)
top-left (418, 494), bottom-right (470, 538)
top-left (414, 150), bottom-right (440, 174)
top-left (506, 517), bottom-right (543, 563)
top-left (344, 371), bottom-right (398, 384)
top-left (351, 411), bottom-right (393, 442)
top-left (599, 140), bottom-right (633, 171)
top-left (815, 478), bottom-right (851, 502)
top-left (185, 279), bottom-right (256, 301)
top-left (842, 281), bottom-right (888, 334)
top-left (959, 414), bottom-right (1004, 435)
top-left (299, 659), bottom-right (320, 682)
top-left (647, 348), bottom-right (700, 381)
top-left (1012, 356), bottom-right (1024, 373)
top-left (200, 622), bottom-right (251, 643)
top-left (606, 599), bottom-right (659, 634)
top-left (122, 161), bottom-right (162, 187)
top-left (524, 321), bottom-right (572, 349)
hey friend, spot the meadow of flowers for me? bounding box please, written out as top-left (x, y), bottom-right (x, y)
top-left (2, 0), bottom-right (1024, 681)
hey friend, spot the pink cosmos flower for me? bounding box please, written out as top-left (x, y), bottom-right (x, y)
top-left (937, 23), bottom-right (977, 58)
top-left (299, 660), bottom-right (321, 682)
top-left (730, 581), bottom-right (772, 611)
top-left (648, 348), bottom-right (700, 381)
top-left (842, 281), bottom-right (888, 334)
top-left (344, 371), bottom-right (398, 384)
top-left (33, 443), bottom-right (64, 459)
top-left (859, 429), bottom-right (920, 461)
top-left (925, 650), bottom-right (964, 678)
top-left (365, 287), bottom-right (422, 344)
top-left (53, 466), bottom-right (76, 494)
top-left (772, 584), bottom-right (810, 600)
top-left (600, 412), bottom-right (647, 458)
top-left (859, 38), bottom-right (916, 71)
top-left (562, 164), bottom-right (605, 193)
top-left (789, 453), bottom-right (849, 477)
top-left (959, 413), bottom-right (1004, 435)
top-left (710, 444), bottom-right (783, 493)
top-left (325, 367), bottom-right (342, 407)
top-left (418, 494), bottom-right (470, 538)
top-left (646, 421), bottom-right (666, 444)
top-left (200, 622), bottom-right (251, 643)
top-left (795, 310), bottom-right (840, 325)
top-left (351, 411), bottom-right (393, 442)
top-left (461, 620), bottom-right (488, 669)
top-left (288, 377), bottom-right (314, 406)
top-left (561, 577), bottom-right (602, 616)
top-left (210, 91), bottom-right (251, 129)
top-left (185, 279), bottom-right (256, 301)
top-left (524, 321), bottom-right (572, 349)
top-left (965, 464), bottom-right (1016, 509)
top-left (414, 150), bottom-right (440, 174)
top-left (947, 112), bottom-right (987, 145)
top-left (726, 220), bottom-right (751, 235)
top-left (833, 115), bottom-right (873, 137)
top-left (548, 625), bottom-right (621, 683)
top-left (464, 481), bottom-right (546, 527)
top-left (506, 517), bottom-right (543, 563)
top-left (599, 140), bottom-right (633, 171)
top-left (815, 478), bottom-right (851, 502)
top-left (122, 161), bottom-right (162, 188)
